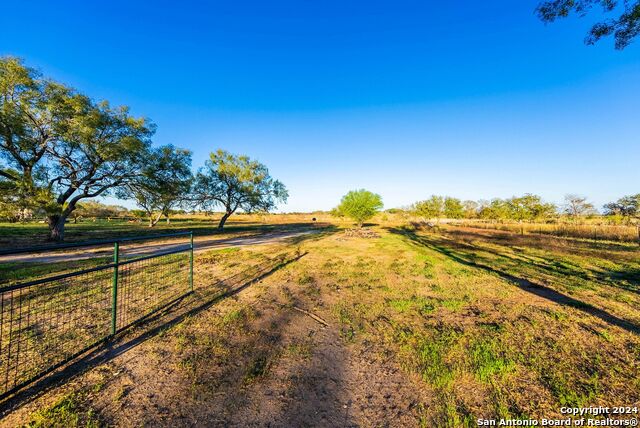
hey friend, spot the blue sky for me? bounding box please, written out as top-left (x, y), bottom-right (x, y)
top-left (1, 1), bottom-right (638, 212)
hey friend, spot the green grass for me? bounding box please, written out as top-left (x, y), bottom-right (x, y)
top-left (387, 296), bottom-right (436, 315)
top-left (469, 337), bottom-right (515, 383)
top-left (333, 302), bottom-right (364, 342)
top-left (25, 392), bottom-right (100, 428)
top-left (222, 305), bottom-right (254, 326)
top-left (398, 327), bottom-right (460, 390)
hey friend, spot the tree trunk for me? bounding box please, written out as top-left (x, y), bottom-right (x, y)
top-left (218, 211), bottom-right (232, 230)
top-left (47, 214), bottom-right (67, 242)
top-left (149, 212), bottom-right (162, 227)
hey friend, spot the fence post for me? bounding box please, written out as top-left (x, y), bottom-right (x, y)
top-left (111, 241), bottom-right (119, 336)
top-left (189, 232), bottom-right (194, 292)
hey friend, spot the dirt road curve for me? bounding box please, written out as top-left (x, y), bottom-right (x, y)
top-left (0, 229), bottom-right (317, 264)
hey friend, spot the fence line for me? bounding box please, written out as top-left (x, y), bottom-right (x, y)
top-left (0, 232), bottom-right (194, 400)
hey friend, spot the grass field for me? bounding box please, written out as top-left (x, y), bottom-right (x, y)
top-left (1, 216), bottom-right (639, 426)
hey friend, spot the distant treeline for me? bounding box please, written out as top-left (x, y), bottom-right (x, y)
top-left (406, 194), bottom-right (639, 224)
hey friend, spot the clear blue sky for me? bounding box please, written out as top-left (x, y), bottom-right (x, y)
top-left (1, 1), bottom-right (638, 212)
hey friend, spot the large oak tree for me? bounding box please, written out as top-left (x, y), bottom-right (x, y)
top-left (0, 57), bottom-right (154, 241)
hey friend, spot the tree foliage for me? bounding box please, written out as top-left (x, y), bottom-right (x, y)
top-left (537, 0), bottom-right (640, 49)
top-left (479, 199), bottom-right (512, 221)
top-left (0, 57), bottom-right (154, 240)
top-left (603, 194), bottom-right (640, 217)
top-left (563, 194), bottom-right (595, 217)
top-left (444, 197), bottom-right (465, 219)
top-left (193, 149), bottom-right (288, 229)
top-left (120, 145), bottom-right (192, 227)
top-left (73, 201), bottom-right (128, 221)
top-left (334, 189), bottom-right (383, 227)
top-left (413, 196), bottom-right (466, 221)
top-left (462, 200), bottom-right (479, 218)
top-left (414, 194), bottom-right (557, 222)
top-left (413, 195), bottom-right (444, 220)
top-left (507, 194), bottom-right (557, 221)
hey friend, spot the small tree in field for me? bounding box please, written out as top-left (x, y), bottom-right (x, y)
top-left (335, 189), bottom-right (383, 228)
top-left (192, 149), bottom-right (288, 230)
top-left (444, 197), bottom-right (465, 219)
top-left (462, 200), bottom-right (479, 218)
top-left (479, 199), bottom-right (511, 221)
top-left (413, 195), bottom-right (444, 222)
top-left (563, 194), bottom-right (595, 218)
top-left (604, 194), bottom-right (640, 242)
top-left (604, 194), bottom-right (640, 216)
top-left (507, 194), bottom-right (556, 221)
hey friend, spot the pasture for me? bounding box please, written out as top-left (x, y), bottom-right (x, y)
top-left (1, 215), bottom-right (639, 426)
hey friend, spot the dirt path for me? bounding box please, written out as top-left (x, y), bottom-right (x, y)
top-left (0, 229), bottom-right (317, 264)
top-left (72, 287), bottom-right (422, 427)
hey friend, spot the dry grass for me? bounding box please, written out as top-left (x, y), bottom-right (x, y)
top-left (455, 219), bottom-right (639, 243)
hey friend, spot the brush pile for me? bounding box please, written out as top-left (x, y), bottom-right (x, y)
top-left (344, 228), bottom-right (380, 239)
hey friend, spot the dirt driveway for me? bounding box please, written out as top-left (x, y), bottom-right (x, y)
top-left (0, 229), bottom-right (318, 265)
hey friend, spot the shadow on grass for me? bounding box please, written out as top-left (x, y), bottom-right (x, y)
top-left (0, 251), bottom-right (307, 416)
top-left (445, 225), bottom-right (640, 254)
top-left (444, 227), bottom-right (640, 293)
top-left (387, 227), bottom-right (640, 336)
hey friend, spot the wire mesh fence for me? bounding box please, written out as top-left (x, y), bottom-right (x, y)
top-left (0, 232), bottom-right (193, 400)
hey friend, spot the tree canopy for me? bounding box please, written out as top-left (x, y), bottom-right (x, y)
top-left (120, 144), bottom-right (192, 227)
top-left (507, 194), bottom-right (557, 221)
top-left (604, 194), bottom-right (640, 217)
top-left (0, 57), bottom-right (155, 240)
top-left (413, 196), bottom-right (445, 220)
top-left (335, 189), bottom-right (383, 227)
top-left (479, 199), bottom-right (512, 221)
top-left (444, 197), bottom-right (465, 219)
top-left (537, 0), bottom-right (640, 49)
top-left (563, 194), bottom-right (595, 217)
top-left (193, 149), bottom-right (288, 229)
top-left (412, 194), bottom-right (557, 222)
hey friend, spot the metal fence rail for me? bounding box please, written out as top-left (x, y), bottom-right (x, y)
top-left (0, 232), bottom-right (194, 400)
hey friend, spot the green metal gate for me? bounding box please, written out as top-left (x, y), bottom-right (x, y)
top-left (0, 232), bottom-right (194, 400)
